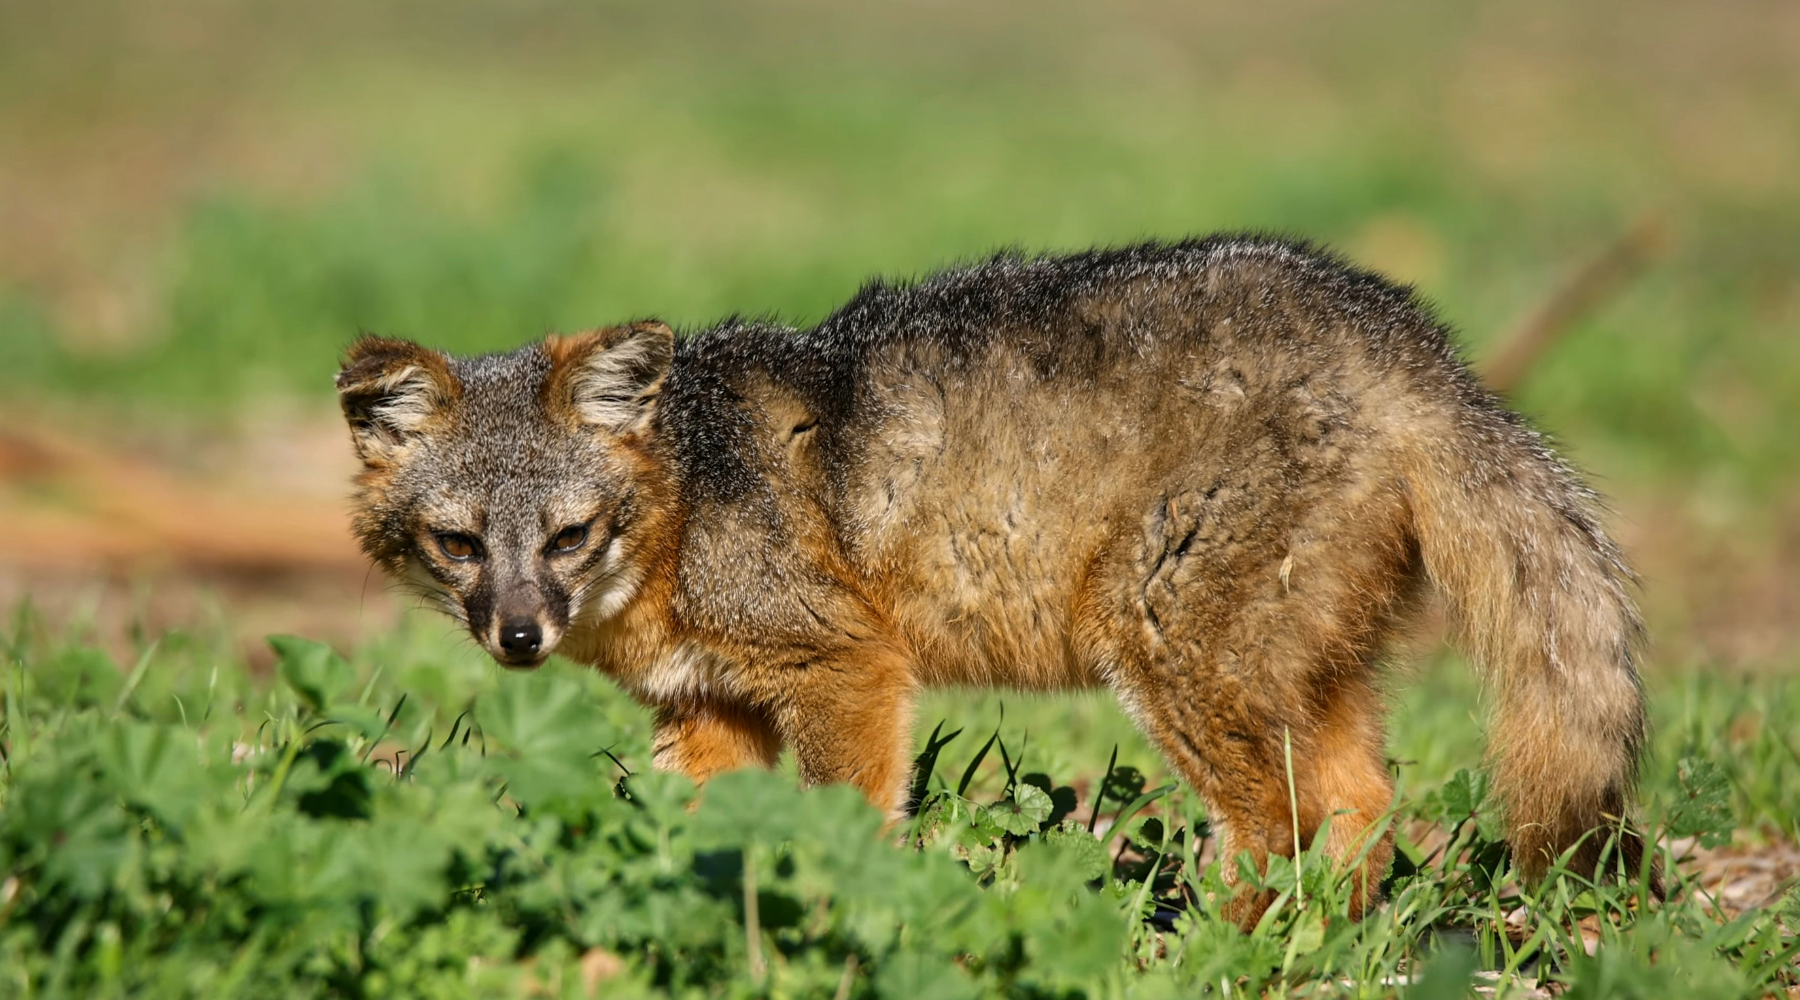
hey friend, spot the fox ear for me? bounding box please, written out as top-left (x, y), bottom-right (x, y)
top-left (545, 321), bottom-right (674, 435)
top-left (335, 336), bottom-right (458, 464)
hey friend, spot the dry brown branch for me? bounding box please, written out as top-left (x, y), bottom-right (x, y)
top-left (1481, 215), bottom-right (1671, 395)
top-left (0, 424), bottom-right (364, 577)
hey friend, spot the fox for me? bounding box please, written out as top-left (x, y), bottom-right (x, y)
top-left (337, 235), bottom-right (1655, 923)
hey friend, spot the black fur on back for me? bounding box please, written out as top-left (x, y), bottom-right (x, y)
top-left (652, 234), bottom-right (1485, 504)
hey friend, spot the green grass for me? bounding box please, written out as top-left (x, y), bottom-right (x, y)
top-left (1, 612), bottom-right (1796, 998)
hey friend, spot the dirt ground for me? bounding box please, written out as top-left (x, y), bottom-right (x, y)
top-left (0, 418), bottom-right (398, 663)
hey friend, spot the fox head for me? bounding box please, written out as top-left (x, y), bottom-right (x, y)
top-left (336, 322), bottom-right (676, 667)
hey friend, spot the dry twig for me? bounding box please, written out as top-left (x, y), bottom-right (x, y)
top-left (1481, 215), bottom-right (1671, 394)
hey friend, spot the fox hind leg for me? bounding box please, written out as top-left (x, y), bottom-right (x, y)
top-left (1115, 669), bottom-right (1303, 928)
top-left (1108, 582), bottom-right (1404, 928)
top-left (1295, 673), bottom-right (1396, 919)
top-left (1116, 662), bottom-right (1396, 926)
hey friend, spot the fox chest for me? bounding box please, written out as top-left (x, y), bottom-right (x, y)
top-left (625, 642), bottom-right (740, 706)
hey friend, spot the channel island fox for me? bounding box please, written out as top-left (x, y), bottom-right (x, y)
top-left (338, 236), bottom-right (1653, 922)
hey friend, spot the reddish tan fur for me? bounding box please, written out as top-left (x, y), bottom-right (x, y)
top-left (339, 238), bottom-right (1654, 927)
top-left (651, 702), bottom-right (783, 780)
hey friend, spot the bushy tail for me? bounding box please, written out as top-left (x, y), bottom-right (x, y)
top-left (1407, 415), bottom-right (1655, 887)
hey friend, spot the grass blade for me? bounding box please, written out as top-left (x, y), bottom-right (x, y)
top-left (110, 638), bottom-right (161, 717)
top-left (906, 720), bottom-right (962, 816)
top-left (957, 713), bottom-right (1004, 798)
top-left (358, 692), bottom-right (407, 764)
top-left (1110, 783), bottom-right (1177, 839)
top-left (1088, 743), bottom-right (1120, 834)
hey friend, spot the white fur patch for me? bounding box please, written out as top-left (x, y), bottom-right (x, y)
top-left (1110, 677), bottom-right (1152, 732)
top-left (369, 364), bottom-right (440, 434)
top-left (571, 536), bottom-right (636, 619)
top-left (401, 557), bottom-right (464, 623)
top-left (587, 566), bottom-right (643, 623)
top-left (637, 641), bottom-right (733, 703)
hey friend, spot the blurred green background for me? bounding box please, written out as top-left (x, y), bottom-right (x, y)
top-left (0, 0), bottom-right (1796, 671)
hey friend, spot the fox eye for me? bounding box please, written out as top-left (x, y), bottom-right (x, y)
top-left (549, 524), bottom-right (589, 554)
top-left (435, 533), bottom-right (480, 561)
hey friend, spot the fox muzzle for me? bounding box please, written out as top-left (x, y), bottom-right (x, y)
top-left (484, 614), bottom-right (562, 668)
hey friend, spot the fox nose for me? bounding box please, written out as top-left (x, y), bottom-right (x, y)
top-left (499, 620), bottom-right (542, 658)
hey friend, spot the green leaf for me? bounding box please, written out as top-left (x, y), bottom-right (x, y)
top-left (37, 647), bottom-right (123, 709)
top-left (690, 768), bottom-right (806, 846)
top-left (873, 949), bottom-right (980, 1000)
top-left (1406, 943), bottom-right (1479, 1000)
top-left (1041, 822), bottom-right (1111, 881)
top-left (1474, 810), bottom-right (1508, 844)
top-left (1668, 755), bottom-right (1735, 849)
top-left (911, 791), bottom-right (958, 844)
top-left (328, 704), bottom-right (390, 742)
top-left (989, 782), bottom-right (1054, 836)
top-left (1010, 839), bottom-right (1129, 985)
top-left (622, 768), bottom-right (700, 821)
top-left (952, 822), bottom-right (1004, 879)
top-left (476, 670), bottom-right (618, 807)
top-left (475, 669), bottom-right (608, 759)
top-left (1026, 891), bottom-right (1127, 983)
top-left (288, 740), bottom-right (373, 820)
top-left (270, 635), bottom-right (357, 713)
top-left (1283, 910), bottom-right (1326, 970)
top-left (1437, 768), bottom-right (1490, 821)
top-left (96, 721), bottom-right (209, 830)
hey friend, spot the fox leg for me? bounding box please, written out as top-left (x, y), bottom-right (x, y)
top-left (771, 645), bottom-right (917, 818)
top-left (1100, 475), bottom-right (1417, 926)
top-left (651, 701), bottom-right (783, 782)
top-left (1294, 674), bottom-right (1395, 919)
top-left (1115, 669), bottom-right (1302, 929)
top-left (1116, 643), bottom-right (1399, 926)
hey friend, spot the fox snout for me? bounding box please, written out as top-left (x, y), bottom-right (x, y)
top-left (497, 619), bottom-right (542, 660)
top-left (480, 600), bottom-right (566, 669)
top-left (486, 613), bottom-right (563, 669)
